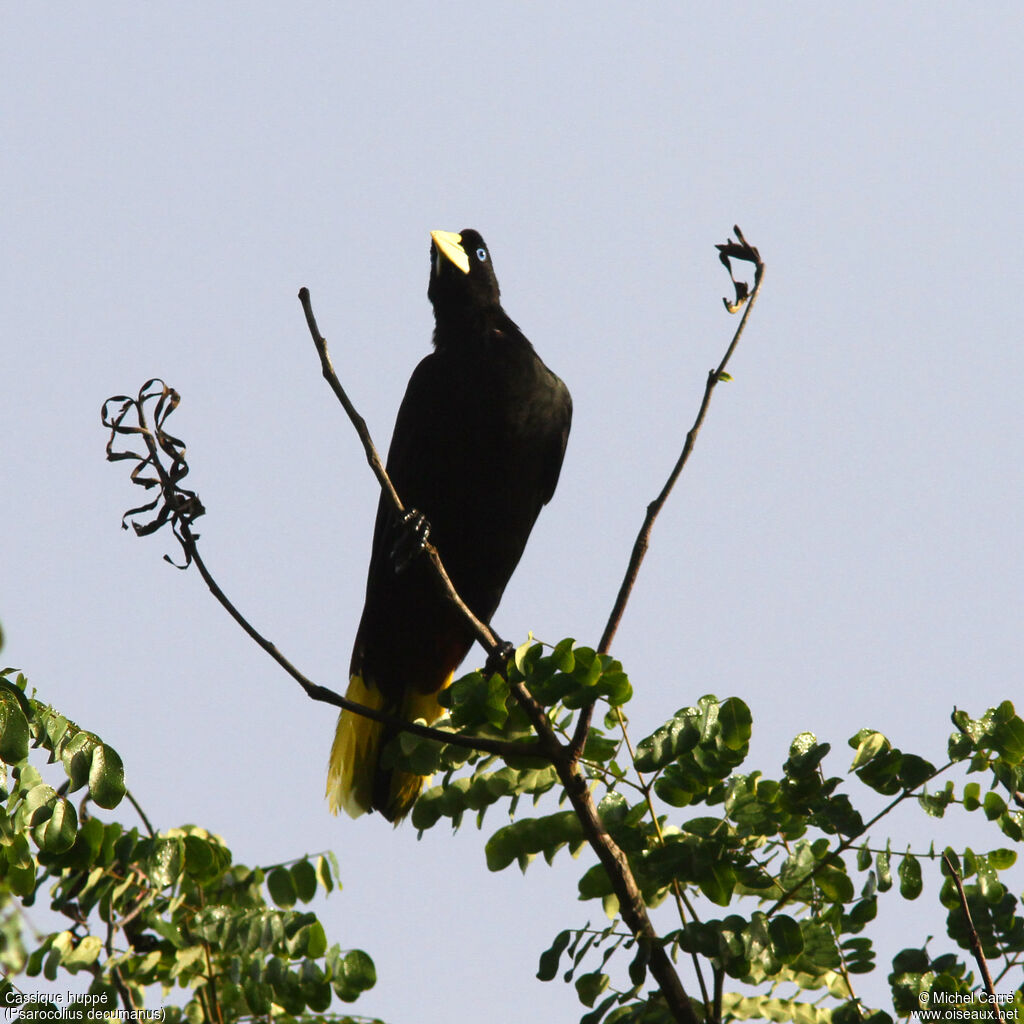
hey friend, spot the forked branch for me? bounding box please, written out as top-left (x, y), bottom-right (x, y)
top-left (297, 287), bottom-right (699, 1024)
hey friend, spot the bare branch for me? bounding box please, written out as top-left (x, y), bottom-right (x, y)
top-left (299, 288), bottom-right (404, 515)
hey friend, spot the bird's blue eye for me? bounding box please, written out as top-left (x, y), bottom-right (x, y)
top-left (476, 247), bottom-right (488, 262)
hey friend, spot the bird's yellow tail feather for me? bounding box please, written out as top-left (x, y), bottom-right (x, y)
top-left (325, 672), bottom-right (454, 820)
top-left (326, 675), bottom-right (382, 818)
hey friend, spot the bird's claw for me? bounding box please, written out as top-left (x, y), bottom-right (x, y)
top-left (390, 508), bottom-right (431, 573)
top-left (485, 641), bottom-right (516, 678)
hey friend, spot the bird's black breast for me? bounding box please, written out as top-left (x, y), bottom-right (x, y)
top-left (378, 324), bottom-right (569, 614)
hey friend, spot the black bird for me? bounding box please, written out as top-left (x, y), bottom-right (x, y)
top-left (326, 229), bottom-right (572, 821)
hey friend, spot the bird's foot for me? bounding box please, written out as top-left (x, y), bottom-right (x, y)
top-left (390, 508), bottom-right (431, 573)
top-left (485, 641), bottom-right (516, 678)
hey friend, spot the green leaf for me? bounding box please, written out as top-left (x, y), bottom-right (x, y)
top-left (991, 703), bottom-right (1024, 762)
top-left (918, 780), bottom-right (955, 818)
top-left (486, 811), bottom-right (583, 872)
top-left (582, 731), bottom-right (619, 763)
top-left (769, 915), bottom-right (804, 963)
top-left (847, 896), bottom-right (878, 931)
top-left (897, 753), bottom-right (936, 789)
top-left (598, 668), bottom-right (633, 708)
top-left (62, 814), bottom-right (104, 871)
top-left (44, 716), bottom-right (74, 764)
top-left (61, 732), bottom-right (97, 793)
top-left (552, 637), bottom-right (576, 673)
top-left (574, 971), bottom-right (609, 1008)
top-left (974, 860), bottom-right (1004, 905)
top-left (6, 859), bottom-right (37, 897)
top-left (797, 920), bottom-right (841, 970)
top-left (982, 791), bottom-right (1007, 820)
top-left (242, 976), bottom-right (272, 1016)
top-left (182, 834), bottom-right (215, 881)
top-left (33, 797), bottom-right (77, 854)
top-left (148, 837), bottom-right (184, 888)
top-left (62, 935), bottom-right (103, 971)
top-left (290, 859), bottom-right (317, 903)
top-left (849, 731), bottom-right (889, 769)
top-left (514, 638), bottom-right (539, 675)
top-left (22, 783), bottom-right (59, 829)
top-left (88, 744), bottom-right (125, 809)
top-left (987, 847), bottom-right (1017, 870)
top-left (898, 853), bottom-right (923, 900)
top-left (627, 943), bottom-right (648, 987)
top-left (315, 853), bottom-right (334, 894)
top-left (788, 732), bottom-right (819, 759)
top-left (334, 949), bottom-right (376, 1002)
top-left (719, 697), bottom-right (752, 750)
top-left (444, 671), bottom-right (511, 729)
top-left (696, 859), bottom-right (736, 907)
top-left (190, 905), bottom-right (231, 945)
top-left (0, 688), bottom-right (30, 764)
top-left (170, 945), bottom-right (205, 980)
top-left (537, 930), bottom-right (572, 982)
top-left (816, 864), bottom-right (855, 904)
top-left (875, 846), bottom-right (892, 892)
top-left (305, 920), bottom-right (328, 959)
top-left (267, 867), bottom-right (297, 908)
top-left (634, 708), bottom-right (701, 772)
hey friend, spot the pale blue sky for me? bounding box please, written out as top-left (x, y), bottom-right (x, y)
top-left (4, 5), bottom-right (1023, 1019)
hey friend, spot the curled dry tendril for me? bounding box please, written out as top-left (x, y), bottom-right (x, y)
top-left (102, 378), bottom-right (205, 568)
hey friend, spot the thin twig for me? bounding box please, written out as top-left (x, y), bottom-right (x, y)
top-left (942, 853), bottom-right (1005, 1022)
top-left (300, 288), bottom-right (404, 515)
top-left (569, 228), bottom-right (764, 760)
top-left (196, 889), bottom-right (225, 1024)
top-left (124, 790), bottom-right (156, 838)
top-left (102, 918), bottom-right (135, 1013)
top-left (599, 228), bottom-right (764, 655)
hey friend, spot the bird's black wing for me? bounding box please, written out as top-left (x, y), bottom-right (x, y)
top-left (539, 374), bottom-right (572, 507)
top-left (362, 352), bottom-right (450, 586)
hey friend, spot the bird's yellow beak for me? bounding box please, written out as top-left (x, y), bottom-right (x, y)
top-left (430, 229), bottom-right (470, 275)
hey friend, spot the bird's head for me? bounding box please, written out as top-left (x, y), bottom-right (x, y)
top-left (427, 228), bottom-right (501, 320)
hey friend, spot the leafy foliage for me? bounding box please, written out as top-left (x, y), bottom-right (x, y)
top-left (398, 640), bottom-right (1024, 1022)
top-left (0, 669), bottom-right (379, 1024)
